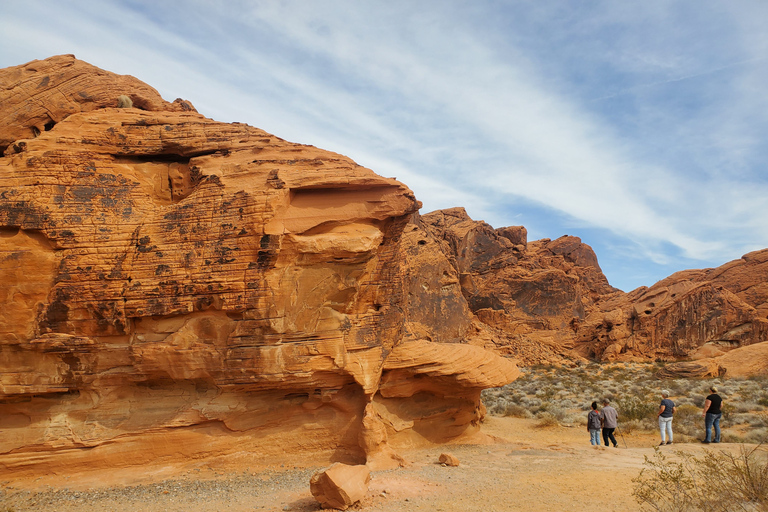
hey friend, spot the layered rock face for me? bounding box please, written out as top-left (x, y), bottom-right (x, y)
top-left (411, 208), bottom-right (768, 367)
top-left (578, 249), bottom-right (768, 365)
top-left (0, 55), bottom-right (518, 478)
top-left (409, 207), bottom-right (620, 365)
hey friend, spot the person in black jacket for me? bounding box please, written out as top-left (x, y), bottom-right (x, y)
top-left (702, 386), bottom-right (723, 444)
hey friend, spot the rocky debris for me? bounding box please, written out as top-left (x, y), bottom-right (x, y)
top-left (438, 453), bottom-right (460, 466)
top-left (309, 463), bottom-right (371, 510)
top-left (0, 55), bottom-right (519, 480)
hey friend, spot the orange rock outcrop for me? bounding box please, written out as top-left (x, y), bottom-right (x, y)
top-left (0, 55), bottom-right (518, 480)
top-left (413, 207), bottom-right (768, 368)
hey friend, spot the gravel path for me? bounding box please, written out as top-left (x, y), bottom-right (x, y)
top-left (0, 469), bottom-right (319, 512)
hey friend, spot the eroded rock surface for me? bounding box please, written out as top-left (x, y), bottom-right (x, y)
top-left (0, 56), bottom-right (518, 478)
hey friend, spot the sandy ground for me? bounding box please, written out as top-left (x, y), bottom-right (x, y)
top-left (0, 417), bottom-right (746, 512)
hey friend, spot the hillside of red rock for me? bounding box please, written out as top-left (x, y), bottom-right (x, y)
top-left (0, 55), bottom-right (518, 480)
top-left (1, 54), bottom-right (766, 483)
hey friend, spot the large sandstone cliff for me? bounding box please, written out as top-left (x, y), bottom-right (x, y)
top-left (0, 55), bottom-right (518, 479)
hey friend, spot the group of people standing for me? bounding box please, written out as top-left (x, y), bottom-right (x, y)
top-left (586, 387), bottom-right (724, 446)
top-left (587, 399), bottom-right (619, 447)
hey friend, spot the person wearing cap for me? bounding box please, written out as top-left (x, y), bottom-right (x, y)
top-left (600, 399), bottom-right (618, 448)
top-left (657, 390), bottom-right (676, 445)
top-left (702, 386), bottom-right (723, 444)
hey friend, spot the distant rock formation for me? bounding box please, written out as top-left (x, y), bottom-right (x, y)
top-left (583, 250), bottom-right (768, 364)
top-left (409, 208), bottom-right (768, 367)
top-left (403, 207), bottom-right (620, 365)
top-left (0, 55), bottom-right (518, 479)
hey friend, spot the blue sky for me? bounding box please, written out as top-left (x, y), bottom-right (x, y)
top-left (2, 1), bottom-right (767, 292)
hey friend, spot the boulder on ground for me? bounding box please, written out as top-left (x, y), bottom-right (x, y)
top-left (309, 463), bottom-right (371, 510)
top-left (438, 453), bottom-right (460, 467)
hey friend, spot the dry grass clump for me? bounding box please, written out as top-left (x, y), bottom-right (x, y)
top-left (481, 363), bottom-right (768, 443)
top-left (535, 412), bottom-right (560, 428)
top-left (632, 444), bottom-right (768, 511)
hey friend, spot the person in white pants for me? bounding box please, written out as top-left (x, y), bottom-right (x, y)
top-left (657, 390), bottom-right (676, 446)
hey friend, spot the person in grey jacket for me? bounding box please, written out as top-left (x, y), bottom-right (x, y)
top-left (587, 401), bottom-right (602, 446)
top-left (600, 399), bottom-right (618, 447)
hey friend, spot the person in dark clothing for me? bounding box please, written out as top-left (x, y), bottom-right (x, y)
top-left (702, 386), bottom-right (723, 443)
top-left (600, 399), bottom-right (618, 447)
top-left (587, 401), bottom-right (602, 446)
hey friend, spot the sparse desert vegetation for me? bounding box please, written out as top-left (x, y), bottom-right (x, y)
top-left (482, 364), bottom-right (768, 510)
top-left (632, 444), bottom-right (768, 511)
top-left (482, 363), bottom-right (768, 444)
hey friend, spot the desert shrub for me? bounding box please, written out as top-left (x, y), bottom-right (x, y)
top-left (618, 396), bottom-right (657, 421)
top-left (745, 429), bottom-right (768, 445)
top-left (741, 413), bottom-right (768, 429)
top-left (502, 403), bottom-right (532, 418)
top-left (535, 412), bottom-right (560, 428)
top-left (622, 419), bottom-right (642, 435)
top-left (724, 432), bottom-right (746, 443)
top-left (733, 400), bottom-right (763, 414)
top-left (674, 396), bottom-right (698, 407)
top-left (633, 444), bottom-right (768, 511)
top-left (671, 404), bottom-right (705, 438)
top-left (675, 404), bottom-right (700, 422)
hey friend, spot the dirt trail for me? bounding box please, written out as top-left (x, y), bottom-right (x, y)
top-left (0, 417), bottom-right (746, 512)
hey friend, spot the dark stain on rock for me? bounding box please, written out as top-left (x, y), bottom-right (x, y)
top-left (44, 300), bottom-right (70, 326)
top-left (155, 264), bottom-right (171, 275)
top-left (137, 235), bottom-right (156, 253)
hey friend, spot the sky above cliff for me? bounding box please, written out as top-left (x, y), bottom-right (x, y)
top-left (2, 1), bottom-right (767, 292)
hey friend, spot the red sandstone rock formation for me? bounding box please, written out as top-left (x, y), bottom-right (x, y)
top-left (584, 250), bottom-right (768, 363)
top-left (0, 56), bottom-right (518, 479)
top-left (413, 207), bottom-right (620, 365)
top-left (415, 207), bottom-right (768, 366)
